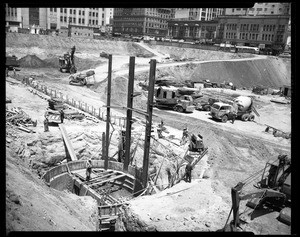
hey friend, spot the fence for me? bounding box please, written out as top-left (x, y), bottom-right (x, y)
top-left (23, 77), bottom-right (127, 128)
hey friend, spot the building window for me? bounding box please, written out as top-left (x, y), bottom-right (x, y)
top-left (70, 9), bottom-right (72, 14)
top-left (60, 16), bottom-right (63, 22)
top-left (73, 17), bottom-right (76, 23)
top-left (93, 12), bottom-right (95, 17)
top-left (64, 8), bottom-right (67, 13)
top-left (74, 10), bottom-right (76, 14)
top-left (271, 11), bottom-right (274, 14)
top-left (96, 20), bottom-right (98, 25)
top-left (54, 8), bottom-right (57, 12)
top-left (60, 8), bottom-right (63, 13)
top-left (102, 8), bottom-right (104, 11)
top-left (79, 10), bottom-right (81, 15)
top-left (82, 11), bottom-right (85, 15)
top-left (102, 21), bottom-right (104, 25)
top-left (82, 19), bottom-right (85, 24)
top-left (79, 18), bottom-right (81, 24)
top-left (64, 16), bottom-right (67, 22)
top-left (102, 13), bottom-right (104, 18)
top-left (89, 12), bottom-right (91, 16)
top-left (96, 13), bottom-right (98, 17)
top-left (89, 19), bottom-right (91, 24)
top-left (92, 20), bottom-right (94, 25)
top-left (50, 8), bottom-right (53, 12)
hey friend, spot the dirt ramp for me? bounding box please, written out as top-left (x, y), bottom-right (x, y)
top-left (191, 57), bottom-right (291, 88)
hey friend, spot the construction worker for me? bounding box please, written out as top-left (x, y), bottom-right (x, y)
top-left (118, 130), bottom-right (126, 163)
top-left (181, 127), bottom-right (189, 144)
top-left (230, 103), bottom-right (238, 124)
top-left (60, 109), bottom-right (64, 123)
top-left (157, 120), bottom-right (164, 138)
top-left (70, 45), bottom-right (76, 65)
top-left (86, 159), bottom-right (92, 181)
top-left (185, 162), bottom-right (193, 183)
top-left (44, 118), bottom-right (49, 132)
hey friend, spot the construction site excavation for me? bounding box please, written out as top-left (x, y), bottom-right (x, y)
top-left (6, 32), bottom-right (292, 234)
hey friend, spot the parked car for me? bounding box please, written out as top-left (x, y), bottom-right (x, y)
top-left (178, 39), bottom-right (185, 43)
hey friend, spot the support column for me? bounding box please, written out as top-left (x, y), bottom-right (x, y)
top-left (123, 56), bottom-right (135, 171)
top-left (142, 59), bottom-right (156, 188)
top-left (105, 54), bottom-right (112, 170)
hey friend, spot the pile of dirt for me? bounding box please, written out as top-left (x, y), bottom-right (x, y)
top-left (18, 54), bottom-right (103, 71)
top-left (18, 55), bottom-right (46, 68)
top-left (148, 44), bottom-right (254, 60)
top-left (43, 56), bottom-right (103, 71)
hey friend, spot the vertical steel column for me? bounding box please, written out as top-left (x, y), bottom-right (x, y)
top-left (123, 56), bottom-right (135, 171)
top-left (142, 59), bottom-right (156, 188)
top-left (105, 54), bottom-right (112, 170)
top-left (102, 132), bottom-right (106, 161)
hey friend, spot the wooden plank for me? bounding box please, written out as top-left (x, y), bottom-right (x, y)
top-left (86, 171), bottom-right (118, 185)
top-left (58, 124), bottom-right (78, 161)
top-left (89, 174), bottom-right (126, 188)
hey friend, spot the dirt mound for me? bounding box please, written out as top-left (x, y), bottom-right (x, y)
top-left (6, 32), bottom-right (152, 57)
top-left (148, 44), bottom-right (253, 60)
top-left (18, 54), bottom-right (46, 68)
top-left (43, 56), bottom-right (103, 71)
top-left (190, 57), bottom-right (291, 88)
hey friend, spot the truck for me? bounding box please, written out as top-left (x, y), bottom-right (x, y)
top-left (69, 70), bottom-right (95, 86)
top-left (195, 97), bottom-right (220, 111)
top-left (154, 86), bottom-right (197, 113)
top-left (210, 96), bottom-right (259, 123)
top-left (59, 46), bottom-right (77, 73)
top-left (6, 55), bottom-right (20, 76)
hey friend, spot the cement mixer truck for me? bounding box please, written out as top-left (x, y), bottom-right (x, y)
top-left (210, 96), bottom-right (259, 123)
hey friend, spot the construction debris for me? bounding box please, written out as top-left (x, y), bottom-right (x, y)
top-left (48, 98), bottom-right (65, 110)
top-left (6, 107), bottom-right (37, 132)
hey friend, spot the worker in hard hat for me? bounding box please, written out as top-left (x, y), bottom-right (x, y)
top-left (86, 159), bottom-right (92, 181)
top-left (181, 127), bottom-right (189, 145)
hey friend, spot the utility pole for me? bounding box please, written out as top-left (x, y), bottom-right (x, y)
top-left (142, 59), bottom-right (156, 188)
top-left (104, 54), bottom-right (112, 170)
top-left (123, 56), bottom-right (135, 171)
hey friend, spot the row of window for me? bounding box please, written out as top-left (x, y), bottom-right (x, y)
top-left (6, 7), bottom-right (17, 17)
top-left (226, 24), bottom-right (237, 30)
top-left (59, 16), bottom-right (100, 25)
top-left (50, 8), bottom-right (105, 17)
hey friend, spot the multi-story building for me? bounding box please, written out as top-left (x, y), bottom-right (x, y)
top-left (5, 5), bottom-right (22, 31)
top-left (216, 15), bottom-right (290, 49)
top-left (47, 8), bottom-right (112, 30)
top-left (224, 3), bottom-right (291, 16)
top-left (174, 8), bottom-right (224, 21)
top-left (5, 6), bottom-right (114, 33)
top-left (113, 8), bottom-right (172, 37)
top-left (168, 19), bottom-right (218, 42)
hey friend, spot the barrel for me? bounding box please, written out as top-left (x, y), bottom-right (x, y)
top-left (233, 96), bottom-right (252, 112)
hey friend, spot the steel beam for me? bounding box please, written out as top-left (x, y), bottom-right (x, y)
top-left (123, 56), bottom-right (135, 171)
top-left (105, 55), bottom-right (112, 170)
top-left (142, 59), bottom-right (156, 188)
top-left (58, 124), bottom-right (77, 161)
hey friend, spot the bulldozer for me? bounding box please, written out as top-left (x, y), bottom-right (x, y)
top-left (59, 46), bottom-right (77, 73)
top-left (69, 70), bottom-right (95, 86)
top-left (224, 154), bottom-right (291, 232)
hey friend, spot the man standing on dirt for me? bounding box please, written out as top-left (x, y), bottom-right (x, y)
top-left (86, 159), bottom-right (92, 181)
top-left (230, 103), bottom-right (238, 124)
top-left (44, 118), bottom-right (49, 132)
top-left (70, 45), bottom-right (76, 65)
top-left (181, 127), bottom-right (189, 144)
top-left (185, 162), bottom-right (193, 183)
top-left (60, 109), bottom-right (64, 123)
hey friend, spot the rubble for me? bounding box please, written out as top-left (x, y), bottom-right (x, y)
top-left (6, 107), bottom-right (37, 132)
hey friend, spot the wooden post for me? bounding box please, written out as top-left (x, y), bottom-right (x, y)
top-left (105, 54), bottom-right (112, 170)
top-left (124, 56), bottom-right (135, 172)
top-left (142, 59), bottom-right (156, 188)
